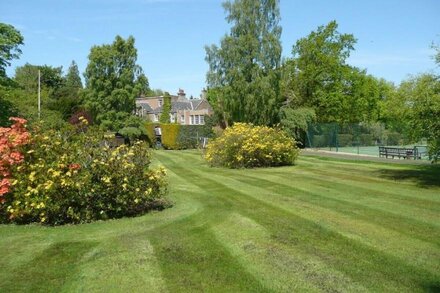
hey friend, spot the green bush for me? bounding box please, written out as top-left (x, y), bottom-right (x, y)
top-left (386, 132), bottom-right (402, 146)
top-left (205, 123), bottom-right (299, 168)
top-left (161, 124), bottom-right (181, 149)
top-left (2, 123), bottom-right (169, 225)
top-left (145, 123), bottom-right (214, 150)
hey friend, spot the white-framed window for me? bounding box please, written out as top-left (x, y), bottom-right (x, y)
top-left (195, 115), bottom-right (200, 125)
top-left (153, 114), bottom-right (159, 122)
top-left (190, 115), bottom-right (194, 125)
top-left (181, 115), bottom-right (185, 123)
top-left (199, 115), bottom-right (205, 124)
top-left (158, 99), bottom-right (163, 107)
top-left (170, 113), bottom-right (175, 123)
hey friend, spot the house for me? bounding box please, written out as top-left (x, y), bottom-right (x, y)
top-left (135, 89), bottom-right (213, 125)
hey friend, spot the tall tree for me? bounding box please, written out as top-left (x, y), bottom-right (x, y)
top-left (205, 0), bottom-right (282, 126)
top-left (48, 61), bottom-right (84, 119)
top-left (285, 21), bottom-right (358, 123)
top-left (65, 60), bottom-right (82, 89)
top-left (83, 35), bottom-right (150, 130)
top-left (0, 23), bottom-right (23, 124)
top-left (10, 64), bottom-right (65, 126)
top-left (14, 63), bottom-right (64, 93)
top-left (0, 23), bottom-right (24, 83)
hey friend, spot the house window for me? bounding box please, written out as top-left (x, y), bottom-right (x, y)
top-left (195, 115), bottom-right (200, 125)
top-left (158, 99), bottom-right (163, 107)
top-left (190, 115), bottom-right (194, 125)
top-left (181, 115), bottom-right (185, 123)
top-left (170, 113), bottom-right (175, 123)
top-left (199, 115), bottom-right (205, 124)
top-left (154, 114), bottom-right (159, 122)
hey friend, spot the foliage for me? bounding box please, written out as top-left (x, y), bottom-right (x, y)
top-left (205, 0), bottom-right (282, 126)
top-left (15, 63), bottom-right (64, 94)
top-left (0, 23), bottom-right (23, 83)
top-left (68, 109), bottom-right (93, 126)
top-left (1, 122), bottom-right (169, 225)
top-left (280, 106), bottom-right (316, 141)
top-left (65, 60), bottom-right (83, 89)
top-left (0, 118), bottom-right (30, 203)
top-left (48, 61), bottom-right (83, 119)
top-left (404, 74), bottom-right (440, 161)
top-left (0, 89), bottom-right (17, 126)
top-left (161, 124), bottom-right (181, 150)
top-left (159, 92), bottom-right (171, 123)
top-left (0, 86), bottom-right (66, 129)
top-left (282, 21), bottom-right (383, 124)
top-left (117, 115), bottom-right (148, 141)
top-left (205, 123), bottom-right (299, 168)
top-left (144, 122), bottom-right (158, 146)
top-left (177, 124), bottom-right (214, 149)
top-left (144, 122), bottom-right (214, 149)
top-left (83, 35), bottom-right (150, 131)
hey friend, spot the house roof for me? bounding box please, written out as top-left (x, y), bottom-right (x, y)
top-left (190, 100), bottom-right (203, 110)
top-left (135, 95), bottom-right (209, 114)
top-left (138, 103), bottom-right (153, 112)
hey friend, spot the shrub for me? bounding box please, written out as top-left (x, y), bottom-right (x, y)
top-left (386, 132), bottom-right (402, 146)
top-left (147, 123), bottom-right (214, 150)
top-left (205, 123), bottom-right (299, 168)
top-left (0, 118), bottom-right (30, 202)
top-left (1, 121), bottom-right (169, 225)
top-left (161, 124), bottom-right (181, 149)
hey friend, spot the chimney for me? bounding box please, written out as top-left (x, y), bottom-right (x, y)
top-left (178, 88), bottom-right (186, 98)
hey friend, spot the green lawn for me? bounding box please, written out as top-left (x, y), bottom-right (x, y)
top-left (1, 150), bottom-right (439, 292)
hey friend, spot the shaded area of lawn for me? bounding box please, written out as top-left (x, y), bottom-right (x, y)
top-left (1, 241), bottom-right (97, 291)
top-left (377, 164), bottom-right (440, 187)
top-left (0, 150), bottom-right (439, 292)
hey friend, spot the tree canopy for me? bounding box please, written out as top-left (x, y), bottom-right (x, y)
top-left (281, 21), bottom-right (385, 125)
top-left (205, 0), bottom-right (282, 126)
top-left (0, 23), bottom-right (23, 83)
top-left (83, 35), bottom-right (150, 131)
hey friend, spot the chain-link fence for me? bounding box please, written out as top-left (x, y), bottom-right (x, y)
top-left (305, 123), bottom-right (429, 158)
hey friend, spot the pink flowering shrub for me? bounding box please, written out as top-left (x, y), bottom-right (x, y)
top-left (1, 119), bottom-right (169, 225)
top-left (0, 118), bottom-right (29, 201)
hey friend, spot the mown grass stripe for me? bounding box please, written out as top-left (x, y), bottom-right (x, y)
top-left (175, 151), bottom-right (440, 241)
top-left (154, 151), bottom-right (440, 292)
top-left (190, 167), bottom-right (440, 275)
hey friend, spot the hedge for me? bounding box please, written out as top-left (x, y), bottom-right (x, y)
top-left (161, 124), bottom-right (181, 149)
top-left (145, 122), bottom-right (213, 150)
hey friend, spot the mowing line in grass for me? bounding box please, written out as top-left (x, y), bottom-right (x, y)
top-left (154, 151), bottom-right (440, 292)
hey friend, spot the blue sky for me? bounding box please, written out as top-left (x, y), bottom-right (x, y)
top-left (3, 0), bottom-right (439, 97)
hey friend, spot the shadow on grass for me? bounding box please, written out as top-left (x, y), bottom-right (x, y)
top-left (425, 283), bottom-right (440, 293)
top-left (378, 164), bottom-right (440, 188)
top-left (2, 241), bottom-right (97, 291)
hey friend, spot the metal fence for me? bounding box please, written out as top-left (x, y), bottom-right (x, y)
top-left (305, 123), bottom-right (428, 158)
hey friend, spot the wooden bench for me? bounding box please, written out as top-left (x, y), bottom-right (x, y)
top-left (379, 146), bottom-right (417, 159)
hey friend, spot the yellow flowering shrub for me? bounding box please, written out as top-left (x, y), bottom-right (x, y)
top-left (205, 123), bottom-right (299, 168)
top-left (1, 123), bottom-right (169, 225)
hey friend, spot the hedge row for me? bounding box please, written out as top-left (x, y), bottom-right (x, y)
top-left (145, 123), bottom-right (213, 150)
